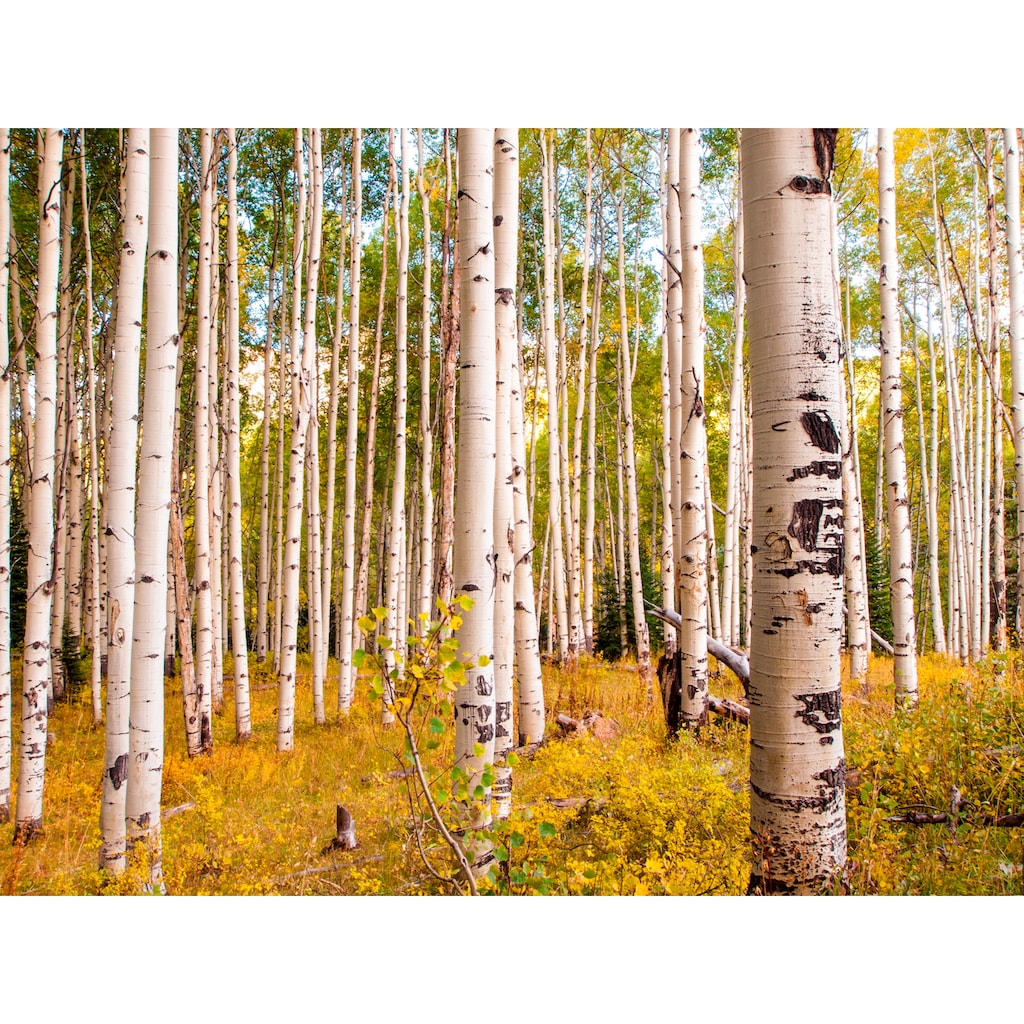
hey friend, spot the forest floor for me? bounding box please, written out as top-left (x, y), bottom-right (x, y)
top-left (1, 647), bottom-right (1022, 895)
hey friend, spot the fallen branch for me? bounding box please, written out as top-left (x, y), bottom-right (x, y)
top-left (646, 600), bottom-right (750, 689)
top-left (885, 811), bottom-right (1024, 827)
top-left (555, 710), bottom-right (620, 741)
top-left (274, 855), bottom-right (384, 884)
top-left (161, 802), bottom-right (196, 821)
top-left (707, 694), bottom-right (750, 725)
top-left (842, 604), bottom-right (894, 654)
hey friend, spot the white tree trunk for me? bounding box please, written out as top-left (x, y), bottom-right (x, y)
top-left (224, 128), bottom-right (251, 740)
top-left (337, 129), bottom-right (361, 712)
top-left (453, 127), bottom-right (496, 819)
top-left (743, 128), bottom-right (847, 894)
top-left (126, 127), bottom-right (178, 889)
top-left (0, 127), bottom-right (10, 825)
top-left (675, 128), bottom-right (709, 725)
top-left (14, 127), bottom-right (62, 843)
top-left (100, 129), bottom-right (149, 872)
top-left (492, 128), bottom-right (518, 816)
top-left (1006, 128), bottom-right (1024, 635)
top-left (192, 128), bottom-right (216, 753)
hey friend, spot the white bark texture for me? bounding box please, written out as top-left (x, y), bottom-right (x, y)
top-left (877, 129), bottom-right (918, 705)
top-left (1006, 129), bottom-right (1024, 633)
top-left (276, 129), bottom-right (312, 752)
top-left (0, 127), bottom-right (10, 825)
top-left (126, 128), bottom-right (178, 887)
top-left (453, 128), bottom-right (496, 808)
top-left (15, 129), bottom-right (62, 843)
top-left (492, 128), bottom-right (518, 816)
top-left (225, 128), bottom-right (251, 739)
top-left (100, 129), bottom-right (149, 872)
top-left (338, 129), bottom-right (361, 712)
top-left (192, 129), bottom-right (215, 753)
top-left (743, 128), bottom-right (847, 894)
top-left (676, 128), bottom-right (709, 725)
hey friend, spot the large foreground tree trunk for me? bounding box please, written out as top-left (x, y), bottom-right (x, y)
top-left (743, 127), bottom-right (847, 895)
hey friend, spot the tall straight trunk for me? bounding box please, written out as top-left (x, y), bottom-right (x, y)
top-left (877, 129), bottom-right (918, 702)
top-left (416, 130), bottom-right (435, 627)
top-left (743, 128), bottom-right (846, 894)
top-left (14, 128), bottom-right (62, 844)
top-left (986, 130), bottom-right (1007, 651)
top-left (304, 130), bottom-right (325, 724)
top-left (436, 129), bottom-right (458, 608)
top-left (583, 234), bottom-right (602, 654)
top-left (257, 198), bottom-right (280, 664)
top-left (338, 129), bottom-right (361, 712)
top-left (224, 128), bottom-right (251, 740)
top-left (50, 158), bottom-right (75, 702)
top-left (126, 127), bottom-right (178, 888)
top-left (170, 439), bottom-right (200, 756)
top-left (100, 129), bottom-right (149, 872)
top-left (453, 128), bottom-right (496, 828)
top-left (208, 167), bottom-right (224, 713)
top-left (272, 195), bottom-right (288, 667)
top-left (1005, 129), bottom-right (1024, 636)
top-left (723, 145), bottom-right (746, 648)
top-left (80, 136), bottom-right (103, 724)
top-left (675, 128), bottom-right (709, 724)
top-left (382, 129), bottom-right (410, 725)
top-left (492, 128), bottom-right (518, 817)
top-left (0, 127), bottom-right (10, 824)
top-left (65, 415), bottom-right (84, 656)
top-left (353, 148), bottom-right (394, 649)
top-left (277, 129), bottom-right (318, 753)
top-left (192, 128), bottom-right (215, 753)
top-left (322, 140), bottom-right (347, 685)
top-left (539, 130), bottom-right (569, 664)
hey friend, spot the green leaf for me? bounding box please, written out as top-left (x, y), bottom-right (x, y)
top-left (425, 739), bottom-right (440, 751)
top-left (477, 654), bottom-right (491, 668)
top-left (357, 615), bottom-right (374, 634)
top-left (457, 594), bottom-right (474, 611)
top-left (429, 716), bottom-right (445, 735)
top-left (373, 606), bottom-right (388, 622)
top-left (509, 830), bottom-right (525, 849)
top-left (493, 846), bottom-right (508, 862)
top-left (481, 768), bottom-right (495, 788)
top-left (473, 785), bottom-right (486, 800)
top-left (378, 635), bottom-right (392, 650)
top-left (538, 821), bottom-right (556, 839)
top-left (473, 742), bottom-right (485, 758)
top-left (506, 751), bottom-right (519, 767)
top-left (352, 648), bottom-right (366, 669)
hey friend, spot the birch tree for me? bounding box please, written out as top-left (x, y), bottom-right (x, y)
top-left (14, 128), bottom-right (63, 844)
top-left (743, 127), bottom-right (847, 894)
top-left (877, 128), bottom-right (918, 706)
top-left (125, 127), bottom-right (178, 888)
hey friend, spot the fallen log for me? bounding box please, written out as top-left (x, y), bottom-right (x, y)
top-left (555, 710), bottom-right (620, 742)
top-left (161, 802), bottom-right (196, 821)
top-left (885, 811), bottom-right (1024, 827)
top-left (707, 694), bottom-right (750, 725)
top-left (645, 600), bottom-right (749, 690)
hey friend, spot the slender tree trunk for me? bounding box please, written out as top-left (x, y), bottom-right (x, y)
top-left (14, 128), bottom-right (62, 844)
top-left (675, 128), bottom-right (709, 724)
top-left (170, 439), bottom-right (200, 756)
top-left (126, 127), bottom-right (179, 888)
top-left (338, 129), bottom-right (361, 712)
top-left (743, 128), bottom-right (847, 894)
top-left (453, 128), bottom-right (496, 835)
top-left (416, 130), bottom-right (435, 628)
top-left (100, 129), bottom-right (149, 872)
top-left (224, 128), bottom-right (251, 740)
top-left (492, 128), bottom-right (518, 816)
top-left (0, 127), bottom-right (10, 825)
top-left (1006, 128), bottom-right (1024, 636)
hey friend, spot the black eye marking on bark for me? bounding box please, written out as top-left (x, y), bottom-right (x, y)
top-left (800, 410), bottom-right (840, 453)
top-left (788, 499), bottom-right (824, 552)
top-left (788, 175), bottom-right (829, 195)
top-left (787, 460), bottom-right (841, 482)
top-left (794, 688), bottom-right (842, 734)
top-left (108, 753), bottom-right (130, 790)
top-left (495, 287), bottom-right (513, 306)
top-left (797, 391), bottom-right (827, 401)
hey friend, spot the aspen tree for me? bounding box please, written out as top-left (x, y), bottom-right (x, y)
top-left (193, 129), bottom-right (215, 753)
top-left (382, 129), bottom-right (410, 725)
top-left (277, 129), bottom-right (314, 752)
top-left (416, 129), bottom-right (434, 627)
top-left (615, 160), bottom-right (652, 700)
top-left (208, 164), bottom-right (224, 713)
top-left (337, 128), bottom-right (361, 712)
top-left (453, 127), bottom-right (496, 816)
top-left (99, 129), bottom-right (149, 872)
top-left (14, 128), bottom-right (63, 844)
top-left (80, 135), bottom-right (103, 725)
top-left (1006, 128), bottom-right (1024, 635)
top-left (583, 228), bottom-right (603, 655)
top-left (0, 127), bottom-right (9, 825)
top-left (126, 128), bottom-right (179, 887)
top-left (257, 198), bottom-right (280, 664)
top-left (743, 128), bottom-right (847, 894)
top-left (224, 128), bottom-right (251, 740)
top-left (676, 128), bottom-right (709, 725)
top-left (539, 130), bottom-right (569, 663)
top-left (492, 128), bottom-right (518, 816)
